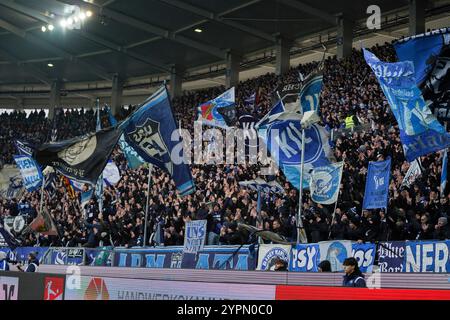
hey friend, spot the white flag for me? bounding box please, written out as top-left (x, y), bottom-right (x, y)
top-left (401, 159), bottom-right (422, 188)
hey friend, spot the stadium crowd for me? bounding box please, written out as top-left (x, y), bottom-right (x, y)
top-left (0, 41), bottom-right (449, 249)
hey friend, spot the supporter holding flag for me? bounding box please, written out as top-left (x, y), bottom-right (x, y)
top-left (120, 85), bottom-right (195, 196)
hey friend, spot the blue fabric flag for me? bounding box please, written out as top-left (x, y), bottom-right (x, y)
top-left (394, 28), bottom-right (450, 121)
top-left (364, 49), bottom-right (450, 162)
top-left (265, 119), bottom-right (334, 191)
top-left (13, 155), bottom-right (43, 192)
top-left (197, 87), bottom-right (236, 128)
top-left (299, 70), bottom-right (323, 114)
top-left (363, 157), bottom-right (391, 210)
top-left (310, 161), bottom-right (344, 205)
top-left (107, 107), bottom-right (144, 169)
top-left (393, 27), bottom-right (449, 89)
top-left (120, 86), bottom-right (195, 196)
top-left (441, 149), bottom-right (448, 196)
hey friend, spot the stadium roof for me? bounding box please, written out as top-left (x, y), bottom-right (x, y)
top-left (0, 0), bottom-right (449, 106)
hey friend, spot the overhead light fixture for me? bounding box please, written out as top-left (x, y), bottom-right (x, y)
top-left (79, 12), bottom-right (86, 20)
top-left (48, 24), bottom-right (54, 31)
top-left (67, 17), bottom-right (73, 25)
top-left (86, 10), bottom-right (93, 17)
top-left (41, 25), bottom-right (47, 32)
top-left (47, 63), bottom-right (54, 67)
top-left (60, 19), bottom-right (67, 27)
top-left (194, 28), bottom-right (202, 33)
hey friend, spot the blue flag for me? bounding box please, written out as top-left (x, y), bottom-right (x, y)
top-left (238, 178), bottom-right (285, 195)
top-left (13, 155), bottom-right (43, 192)
top-left (107, 107), bottom-right (144, 169)
top-left (363, 49), bottom-right (450, 162)
top-left (265, 119), bottom-right (334, 190)
top-left (310, 161), bottom-right (344, 205)
top-left (394, 28), bottom-right (450, 121)
top-left (197, 87), bottom-right (236, 128)
top-left (299, 70), bottom-right (323, 114)
top-left (120, 86), bottom-right (195, 196)
top-left (442, 149), bottom-right (448, 196)
top-left (363, 157), bottom-right (391, 210)
top-left (14, 139), bottom-right (34, 157)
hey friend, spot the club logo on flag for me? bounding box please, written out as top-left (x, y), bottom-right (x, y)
top-left (267, 121), bottom-right (323, 165)
top-left (127, 118), bottom-right (173, 174)
top-left (310, 162), bottom-right (343, 205)
top-left (201, 103), bottom-right (214, 121)
top-left (374, 175), bottom-right (385, 189)
top-left (57, 136), bottom-right (97, 166)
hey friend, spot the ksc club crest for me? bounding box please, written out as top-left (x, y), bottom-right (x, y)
top-left (127, 118), bottom-right (173, 174)
top-left (267, 121), bottom-right (324, 165)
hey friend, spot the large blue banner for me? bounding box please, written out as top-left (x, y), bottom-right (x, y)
top-left (113, 246), bottom-right (257, 270)
top-left (377, 241), bottom-right (405, 273)
top-left (405, 240), bottom-right (450, 272)
top-left (363, 157), bottom-right (391, 210)
top-left (364, 49), bottom-right (450, 162)
top-left (121, 86), bottom-right (195, 196)
top-left (14, 247), bottom-right (48, 263)
top-left (289, 244), bottom-right (320, 272)
top-left (13, 155), bottom-right (43, 192)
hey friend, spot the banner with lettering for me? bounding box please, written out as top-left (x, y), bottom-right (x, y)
top-left (404, 240), bottom-right (450, 272)
top-left (257, 244), bottom-right (291, 271)
top-left (289, 244), bottom-right (320, 272)
top-left (351, 242), bottom-right (376, 273)
top-left (183, 220), bottom-right (207, 254)
top-left (377, 241), bottom-right (405, 273)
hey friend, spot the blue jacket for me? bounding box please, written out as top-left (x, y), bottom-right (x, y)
top-left (343, 271), bottom-right (366, 287)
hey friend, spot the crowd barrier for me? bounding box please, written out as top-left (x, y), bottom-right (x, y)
top-left (2, 268), bottom-right (450, 300)
top-left (1, 239), bottom-right (450, 273)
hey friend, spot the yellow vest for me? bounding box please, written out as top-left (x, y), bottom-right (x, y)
top-left (345, 116), bottom-right (355, 128)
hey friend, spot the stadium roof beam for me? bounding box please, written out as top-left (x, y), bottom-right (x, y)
top-left (0, 18), bottom-right (112, 81)
top-left (158, 0), bottom-right (277, 43)
top-left (58, 0), bottom-right (226, 59)
top-left (0, 47), bottom-right (52, 85)
top-left (278, 0), bottom-right (337, 25)
top-left (0, 0), bottom-right (172, 74)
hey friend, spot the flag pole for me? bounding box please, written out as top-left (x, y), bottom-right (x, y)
top-left (256, 186), bottom-right (261, 221)
top-left (143, 165), bottom-right (152, 247)
top-left (328, 196), bottom-right (340, 239)
top-left (39, 174), bottom-right (46, 214)
top-left (296, 128), bottom-right (307, 244)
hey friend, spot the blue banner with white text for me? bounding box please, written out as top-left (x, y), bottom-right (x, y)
top-left (363, 157), bottom-right (391, 210)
